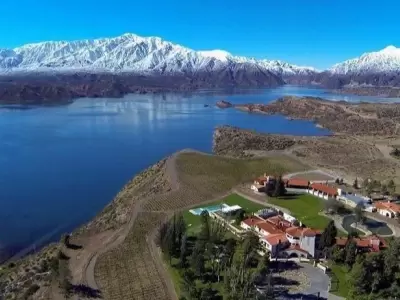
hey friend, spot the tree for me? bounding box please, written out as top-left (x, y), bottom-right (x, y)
top-left (224, 238), bottom-right (236, 267)
top-left (253, 255), bottom-right (270, 285)
top-left (199, 211), bottom-right (210, 241)
top-left (273, 176), bottom-right (286, 197)
top-left (331, 245), bottom-right (345, 263)
top-left (348, 255), bottom-right (369, 298)
top-left (319, 220), bottom-right (338, 251)
top-left (381, 184), bottom-right (388, 195)
top-left (366, 183), bottom-right (374, 198)
top-left (164, 222), bottom-right (177, 264)
top-left (235, 209), bottom-right (246, 225)
top-left (179, 234), bottom-right (188, 268)
top-left (175, 213), bottom-right (186, 247)
top-left (388, 179), bottom-right (396, 195)
top-left (354, 203), bottom-right (366, 225)
top-left (193, 254), bottom-right (205, 278)
top-left (242, 232), bottom-right (260, 267)
top-left (181, 270), bottom-right (197, 300)
top-left (353, 178), bottom-right (359, 189)
top-left (345, 239), bottom-right (357, 266)
top-left (200, 284), bottom-right (214, 300)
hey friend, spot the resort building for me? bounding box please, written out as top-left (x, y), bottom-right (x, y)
top-left (241, 215), bottom-right (321, 258)
top-left (308, 183), bottom-right (338, 200)
top-left (336, 235), bottom-right (387, 253)
top-left (374, 201), bottom-right (400, 218)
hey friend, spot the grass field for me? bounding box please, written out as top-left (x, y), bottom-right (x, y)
top-left (268, 194), bottom-right (331, 230)
top-left (144, 152), bottom-right (307, 212)
top-left (183, 193), bottom-right (267, 234)
top-left (329, 263), bottom-right (350, 298)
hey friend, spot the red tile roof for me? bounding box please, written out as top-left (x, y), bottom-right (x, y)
top-left (256, 222), bottom-right (283, 235)
top-left (266, 215), bottom-right (292, 229)
top-left (375, 201), bottom-right (400, 213)
top-left (335, 235), bottom-right (387, 252)
top-left (286, 178), bottom-right (310, 188)
top-left (285, 226), bottom-right (303, 238)
top-left (264, 233), bottom-right (288, 246)
top-left (310, 183), bottom-right (338, 196)
top-left (241, 216), bottom-right (264, 227)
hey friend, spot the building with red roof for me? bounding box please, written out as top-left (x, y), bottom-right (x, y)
top-left (335, 235), bottom-right (387, 253)
top-left (240, 215), bottom-right (265, 230)
top-left (285, 178), bottom-right (310, 189)
top-left (375, 201), bottom-right (400, 218)
top-left (308, 183), bottom-right (338, 200)
top-left (241, 214), bottom-right (322, 258)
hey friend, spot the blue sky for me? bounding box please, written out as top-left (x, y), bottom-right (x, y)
top-left (1, 0), bottom-right (399, 69)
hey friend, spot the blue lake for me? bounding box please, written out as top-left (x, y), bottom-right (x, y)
top-left (0, 85), bottom-right (391, 260)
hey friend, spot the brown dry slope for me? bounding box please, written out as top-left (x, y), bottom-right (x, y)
top-left (213, 125), bottom-right (400, 186)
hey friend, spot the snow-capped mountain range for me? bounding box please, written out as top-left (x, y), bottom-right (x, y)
top-left (0, 33), bottom-right (399, 77)
top-left (0, 33), bottom-right (316, 76)
top-left (330, 45), bottom-right (400, 75)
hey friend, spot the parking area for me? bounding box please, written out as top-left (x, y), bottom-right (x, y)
top-left (272, 261), bottom-right (332, 300)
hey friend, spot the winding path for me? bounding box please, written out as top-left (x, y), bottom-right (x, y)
top-left (90, 152), bottom-right (181, 292)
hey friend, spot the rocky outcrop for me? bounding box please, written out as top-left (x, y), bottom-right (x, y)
top-left (216, 100), bottom-right (233, 108)
top-left (235, 96), bottom-right (400, 136)
top-left (0, 70), bottom-right (284, 105)
top-left (213, 126), bottom-right (305, 156)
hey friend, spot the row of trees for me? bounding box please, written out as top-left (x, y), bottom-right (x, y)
top-left (354, 177), bottom-right (397, 196)
top-left (159, 211), bottom-right (275, 300)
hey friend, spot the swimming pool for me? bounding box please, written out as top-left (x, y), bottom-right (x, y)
top-left (189, 203), bottom-right (229, 215)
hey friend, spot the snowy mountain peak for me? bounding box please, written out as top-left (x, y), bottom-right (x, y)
top-left (381, 45), bottom-right (399, 53)
top-left (330, 45), bottom-right (400, 74)
top-left (0, 33), bottom-right (315, 77)
top-left (198, 50), bottom-right (232, 62)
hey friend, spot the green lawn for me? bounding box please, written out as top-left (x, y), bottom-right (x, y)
top-left (183, 193), bottom-right (267, 235)
top-left (268, 194), bottom-right (330, 230)
top-left (329, 263), bottom-right (350, 298)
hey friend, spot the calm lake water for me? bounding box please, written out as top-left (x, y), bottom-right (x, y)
top-left (0, 85), bottom-right (392, 261)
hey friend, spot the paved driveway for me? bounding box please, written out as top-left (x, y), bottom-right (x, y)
top-left (277, 262), bottom-right (344, 300)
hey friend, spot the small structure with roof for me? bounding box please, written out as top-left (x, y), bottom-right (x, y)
top-left (285, 178), bottom-right (310, 189)
top-left (375, 201), bottom-right (400, 218)
top-left (251, 174), bottom-right (276, 193)
top-left (255, 208), bottom-right (279, 219)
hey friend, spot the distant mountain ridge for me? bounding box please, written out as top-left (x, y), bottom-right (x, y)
top-left (0, 33), bottom-right (316, 77)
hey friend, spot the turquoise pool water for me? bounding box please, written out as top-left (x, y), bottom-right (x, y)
top-left (190, 204), bottom-right (228, 215)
